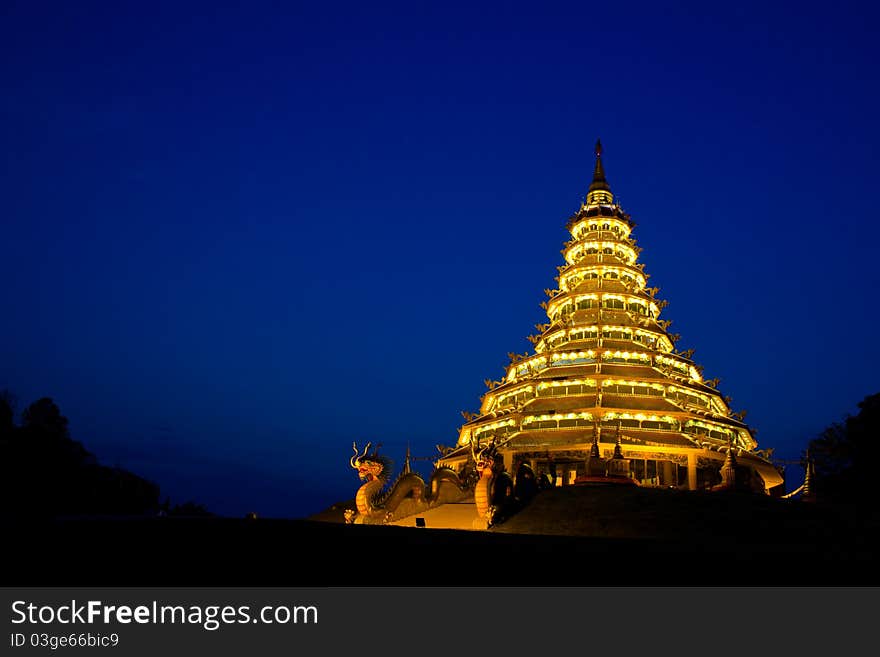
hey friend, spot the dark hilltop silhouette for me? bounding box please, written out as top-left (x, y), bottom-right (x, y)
top-left (2, 389), bottom-right (878, 586)
top-left (0, 391), bottom-right (208, 518)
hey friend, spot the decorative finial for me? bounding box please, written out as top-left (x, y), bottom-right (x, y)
top-left (721, 437), bottom-right (737, 489)
top-left (587, 138), bottom-right (611, 198)
top-left (612, 421), bottom-right (623, 459)
top-left (403, 442), bottom-right (412, 475)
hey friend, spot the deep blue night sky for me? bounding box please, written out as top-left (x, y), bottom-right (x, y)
top-left (3, 1), bottom-right (879, 518)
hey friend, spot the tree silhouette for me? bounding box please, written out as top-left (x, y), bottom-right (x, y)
top-left (22, 397), bottom-right (70, 439)
top-left (19, 397), bottom-right (94, 469)
top-left (808, 392), bottom-right (880, 503)
top-left (1, 393), bottom-right (163, 516)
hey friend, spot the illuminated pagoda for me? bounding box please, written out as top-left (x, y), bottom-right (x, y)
top-left (438, 142), bottom-right (782, 493)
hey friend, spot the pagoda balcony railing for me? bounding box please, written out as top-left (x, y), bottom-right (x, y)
top-left (574, 230), bottom-right (624, 242)
top-left (601, 422), bottom-right (681, 432)
top-left (683, 427), bottom-right (732, 442)
top-left (543, 335), bottom-right (663, 351)
top-left (509, 349), bottom-right (698, 377)
top-left (500, 388), bottom-right (707, 407)
top-left (599, 390), bottom-right (666, 399)
top-left (516, 421), bottom-right (683, 433)
top-left (510, 355), bottom-right (698, 381)
top-left (570, 253), bottom-right (633, 267)
top-left (670, 398), bottom-right (711, 411)
top-left (549, 357), bottom-right (595, 367)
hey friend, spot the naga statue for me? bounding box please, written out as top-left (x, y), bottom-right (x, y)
top-left (471, 438), bottom-right (516, 529)
top-left (344, 442), bottom-right (469, 525)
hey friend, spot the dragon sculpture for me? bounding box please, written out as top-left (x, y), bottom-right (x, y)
top-left (344, 442), bottom-right (468, 525)
top-left (471, 438), bottom-right (517, 529)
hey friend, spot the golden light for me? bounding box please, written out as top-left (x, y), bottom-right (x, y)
top-left (437, 142), bottom-right (774, 496)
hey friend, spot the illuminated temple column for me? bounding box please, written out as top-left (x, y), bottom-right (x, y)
top-left (662, 460), bottom-right (674, 486)
top-left (687, 453), bottom-right (697, 490)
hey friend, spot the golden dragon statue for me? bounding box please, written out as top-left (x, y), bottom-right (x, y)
top-left (344, 442), bottom-right (469, 525)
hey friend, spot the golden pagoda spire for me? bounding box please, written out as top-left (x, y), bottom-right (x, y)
top-left (586, 138), bottom-right (613, 206)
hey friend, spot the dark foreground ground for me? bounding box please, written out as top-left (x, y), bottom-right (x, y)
top-left (6, 487), bottom-right (878, 586)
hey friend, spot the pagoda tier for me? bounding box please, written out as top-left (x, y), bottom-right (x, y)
top-left (439, 141), bottom-right (782, 493)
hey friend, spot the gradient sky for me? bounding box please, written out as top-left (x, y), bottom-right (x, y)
top-left (2, 1), bottom-right (879, 518)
